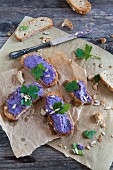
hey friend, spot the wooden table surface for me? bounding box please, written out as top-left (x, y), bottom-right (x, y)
top-left (0, 0), bottom-right (113, 169)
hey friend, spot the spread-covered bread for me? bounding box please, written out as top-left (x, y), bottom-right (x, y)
top-left (65, 80), bottom-right (92, 106)
top-left (45, 92), bottom-right (74, 135)
top-left (4, 82), bottom-right (44, 121)
top-left (21, 53), bottom-right (58, 87)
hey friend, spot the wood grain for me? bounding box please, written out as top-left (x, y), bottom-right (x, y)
top-left (0, 0), bottom-right (113, 169)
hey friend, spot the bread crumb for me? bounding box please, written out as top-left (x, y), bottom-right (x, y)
top-left (90, 140), bottom-right (96, 146)
top-left (58, 143), bottom-right (63, 148)
top-left (40, 109), bottom-right (46, 116)
top-left (86, 145), bottom-right (91, 150)
top-left (92, 94), bottom-right (97, 100)
top-left (109, 65), bottom-right (112, 68)
top-left (99, 64), bottom-right (103, 68)
top-left (94, 112), bottom-right (103, 123)
top-left (104, 106), bottom-right (111, 110)
top-left (17, 71), bottom-right (25, 85)
top-left (100, 122), bottom-right (106, 128)
top-left (98, 134), bottom-right (103, 142)
top-left (8, 32), bottom-right (12, 37)
top-left (64, 146), bottom-right (67, 149)
top-left (62, 19), bottom-right (73, 30)
top-left (100, 38), bottom-right (106, 44)
top-left (92, 84), bottom-right (98, 90)
top-left (87, 74), bottom-right (94, 81)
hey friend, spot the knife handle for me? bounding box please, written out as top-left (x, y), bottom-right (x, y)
top-left (9, 41), bottom-right (51, 59)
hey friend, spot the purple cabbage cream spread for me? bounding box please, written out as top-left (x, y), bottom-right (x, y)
top-left (73, 81), bottom-right (92, 103)
top-left (23, 54), bottom-right (56, 85)
top-left (6, 82), bottom-right (43, 117)
top-left (46, 94), bottom-right (73, 134)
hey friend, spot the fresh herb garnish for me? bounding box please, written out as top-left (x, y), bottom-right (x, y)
top-left (53, 102), bottom-right (71, 114)
top-left (72, 143), bottom-right (83, 156)
top-left (65, 80), bottom-right (79, 92)
top-left (20, 85), bottom-right (39, 106)
top-left (75, 44), bottom-right (101, 61)
top-left (21, 98), bottom-right (32, 106)
top-left (19, 26), bottom-right (29, 31)
top-left (31, 63), bottom-right (45, 80)
top-left (94, 74), bottom-right (100, 82)
top-left (83, 130), bottom-right (96, 139)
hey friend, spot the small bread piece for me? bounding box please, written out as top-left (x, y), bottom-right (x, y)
top-left (15, 17), bottom-right (53, 41)
top-left (100, 70), bottom-right (113, 92)
top-left (62, 19), bottom-right (73, 30)
top-left (21, 53), bottom-right (58, 87)
top-left (46, 92), bottom-right (74, 136)
top-left (66, 0), bottom-right (91, 15)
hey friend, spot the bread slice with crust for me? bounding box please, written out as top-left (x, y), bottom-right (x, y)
top-left (46, 92), bottom-right (74, 136)
top-left (66, 0), bottom-right (91, 15)
top-left (15, 17), bottom-right (53, 41)
top-left (4, 83), bottom-right (44, 121)
top-left (21, 53), bottom-right (58, 87)
top-left (100, 70), bottom-right (113, 92)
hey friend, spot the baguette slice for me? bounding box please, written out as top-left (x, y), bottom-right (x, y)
top-left (21, 53), bottom-right (58, 87)
top-left (15, 17), bottom-right (53, 41)
top-left (46, 92), bottom-right (74, 136)
top-left (65, 80), bottom-right (92, 107)
top-left (100, 70), bottom-right (113, 92)
top-left (4, 82), bottom-right (44, 121)
top-left (66, 0), bottom-right (91, 15)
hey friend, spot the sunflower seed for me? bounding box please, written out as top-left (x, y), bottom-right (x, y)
top-left (40, 109), bottom-right (46, 116)
top-left (45, 68), bottom-right (49, 72)
top-left (43, 32), bottom-right (50, 35)
top-left (45, 75), bottom-right (50, 78)
top-left (104, 106), bottom-right (111, 110)
top-left (90, 141), bottom-right (96, 146)
top-left (12, 104), bottom-right (17, 109)
top-left (49, 105), bottom-right (53, 109)
top-left (49, 110), bottom-right (55, 115)
top-left (55, 108), bottom-right (60, 112)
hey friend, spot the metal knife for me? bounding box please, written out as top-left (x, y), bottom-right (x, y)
top-left (9, 30), bottom-right (91, 59)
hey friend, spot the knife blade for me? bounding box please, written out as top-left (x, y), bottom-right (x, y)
top-left (9, 30), bottom-right (91, 59)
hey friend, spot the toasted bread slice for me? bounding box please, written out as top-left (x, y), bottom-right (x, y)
top-left (100, 70), bottom-right (113, 92)
top-left (65, 80), bottom-right (92, 106)
top-left (4, 83), bottom-right (43, 121)
top-left (15, 17), bottom-right (53, 41)
top-left (66, 0), bottom-right (91, 15)
top-left (21, 53), bottom-right (58, 87)
top-left (46, 92), bottom-right (74, 136)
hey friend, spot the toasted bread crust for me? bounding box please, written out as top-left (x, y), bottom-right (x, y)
top-left (66, 0), bottom-right (91, 15)
top-left (100, 76), bottom-right (113, 92)
top-left (46, 92), bottom-right (74, 136)
top-left (21, 52), bottom-right (58, 87)
top-left (15, 17), bottom-right (53, 42)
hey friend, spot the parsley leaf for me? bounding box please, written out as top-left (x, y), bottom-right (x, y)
top-left (83, 130), bottom-right (96, 139)
top-left (20, 85), bottom-right (27, 93)
top-left (53, 102), bottom-right (62, 110)
top-left (53, 102), bottom-right (71, 114)
top-left (65, 80), bottom-right (79, 92)
top-left (59, 103), bottom-right (71, 114)
top-left (72, 143), bottom-right (83, 156)
top-left (94, 74), bottom-right (100, 82)
top-left (31, 63), bottom-right (45, 80)
top-left (19, 26), bottom-right (29, 31)
top-left (27, 85), bottom-right (39, 99)
top-left (75, 44), bottom-right (101, 61)
top-left (21, 98), bottom-right (32, 106)
top-left (20, 85), bottom-right (39, 106)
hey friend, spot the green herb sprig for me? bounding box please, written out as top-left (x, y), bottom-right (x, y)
top-left (75, 44), bottom-right (101, 61)
top-left (53, 102), bottom-right (71, 114)
top-left (65, 80), bottom-right (79, 92)
top-left (31, 63), bottom-right (45, 80)
top-left (20, 85), bottom-right (39, 106)
top-left (19, 26), bottom-right (29, 31)
top-left (72, 143), bottom-right (83, 156)
top-left (83, 130), bottom-right (96, 139)
top-left (94, 74), bottom-right (100, 83)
